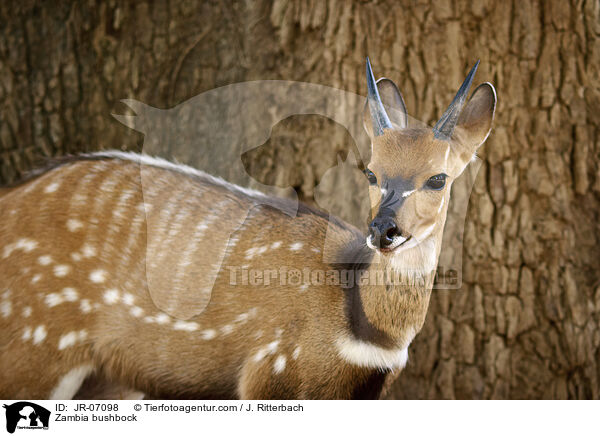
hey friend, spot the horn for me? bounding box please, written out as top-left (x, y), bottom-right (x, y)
top-left (366, 57), bottom-right (392, 136)
top-left (433, 60), bottom-right (480, 140)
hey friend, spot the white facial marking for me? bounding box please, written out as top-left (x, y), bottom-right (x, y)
top-left (58, 330), bottom-right (88, 350)
top-left (270, 241), bottom-right (282, 249)
top-left (22, 306), bottom-right (32, 317)
top-left (130, 306), bottom-right (144, 317)
top-left (122, 293), bottom-right (135, 305)
top-left (418, 223), bottom-right (436, 241)
top-left (33, 325), bottom-right (48, 345)
top-left (80, 299), bottom-right (92, 313)
top-left (201, 329), bottom-right (217, 340)
top-left (53, 264), bottom-right (71, 277)
top-left (49, 364), bottom-right (94, 400)
top-left (292, 346), bottom-right (301, 360)
top-left (44, 182), bottom-right (60, 193)
top-left (173, 320), bottom-right (199, 331)
top-left (103, 289), bottom-right (120, 305)
top-left (38, 255), bottom-right (53, 265)
top-left (89, 270), bottom-right (107, 283)
top-left (22, 326), bottom-right (32, 341)
top-left (438, 196), bottom-right (445, 213)
top-left (0, 300), bottom-right (12, 318)
top-left (66, 219), bottom-right (84, 232)
top-left (273, 355), bottom-right (287, 374)
top-left (336, 336), bottom-right (410, 370)
top-left (290, 242), bottom-right (303, 251)
top-left (402, 189), bottom-right (416, 198)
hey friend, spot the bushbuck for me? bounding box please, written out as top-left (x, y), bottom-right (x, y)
top-left (0, 59), bottom-right (495, 399)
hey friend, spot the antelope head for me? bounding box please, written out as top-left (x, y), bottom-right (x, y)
top-left (363, 58), bottom-right (496, 255)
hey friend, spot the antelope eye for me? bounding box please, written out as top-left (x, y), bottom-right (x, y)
top-left (364, 169), bottom-right (378, 185)
top-left (425, 173), bottom-right (447, 190)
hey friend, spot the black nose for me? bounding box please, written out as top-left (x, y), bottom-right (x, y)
top-left (369, 217), bottom-right (400, 248)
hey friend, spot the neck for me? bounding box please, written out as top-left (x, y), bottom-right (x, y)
top-left (346, 232), bottom-right (441, 349)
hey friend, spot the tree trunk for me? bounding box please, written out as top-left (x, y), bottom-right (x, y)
top-left (1, 0), bottom-right (599, 399)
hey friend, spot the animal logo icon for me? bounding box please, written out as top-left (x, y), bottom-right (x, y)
top-left (3, 402), bottom-right (50, 434)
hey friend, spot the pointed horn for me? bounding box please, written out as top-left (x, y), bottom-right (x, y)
top-left (366, 57), bottom-right (392, 136)
top-left (433, 60), bottom-right (480, 140)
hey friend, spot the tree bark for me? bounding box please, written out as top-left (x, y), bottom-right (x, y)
top-left (1, 0), bottom-right (599, 399)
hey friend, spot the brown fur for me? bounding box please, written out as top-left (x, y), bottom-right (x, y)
top-left (0, 77), bottom-right (495, 400)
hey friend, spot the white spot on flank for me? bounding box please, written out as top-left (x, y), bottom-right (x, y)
top-left (66, 219), bottom-right (84, 232)
top-left (402, 189), bottom-right (416, 198)
top-left (31, 274), bottom-right (42, 284)
top-left (292, 346), bottom-right (301, 360)
top-left (22, 306), bottom-right (32, 317)
top-left (130, 306), bottom-right (144, 317)
top-left (80, 299), bottom-right (92, 313)
top-left (0, 300), bottom-right (12, 318)
top-left (89, 270), bottom-right (107, 283)
top-left (173, 320), bottom-right (199, 331)
top-left (70, 252), bottom-right (82, 262)
top-left (62, 288), bottom-right (78, 302)
top-left (49, 364), bottom-right (94, 400)
top-left (45, 293), bottom-right (64, 307)
top-left (33, 325), bottom-right (47, 345)
top-left (103, 289), bottom-right (120, 305)
top-left (290, 242), bottom-right (303, 251)
top-left (201, 329), bottom-right (216, 340)
top-left (270, 241), bottom-right (282, 249)
top-left (3, 238), bottom-right (38, 258)
top-left (44, 182), bottom-right (60, 193)
top-left (38, 255), bottom-right (53, 265)
top-left (53, 264), bottom-right (71, 277)
top-left (22, 327), bottom-right (32, 341)
top-left (235, 313), bottom-right (249, 323)
top-left (155, 313), bottom-right (170, 324)
top-left (122, 293), bottom-right (135, 305)
top-left (254, 340), bottom-right (280, 362)
top-left (1, 289), bottom-right (10, 299)
top-left (244, 247), bottom-right (258, 260)
top-left (273, 355), bottom-right (287, 374)
top-left (221, 324), bottom-right (234, 335)
top-left (58, 330), bottom-right (88, 350)
top-left (82, 244), bottom-right (96, 258)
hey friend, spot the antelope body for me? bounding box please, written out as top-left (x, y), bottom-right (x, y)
top-left (0, 60), bottom-right (495, 399)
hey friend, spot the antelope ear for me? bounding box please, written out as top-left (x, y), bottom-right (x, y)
top-left (454, 82), bottom-right (496, 149)
top-left (363, 78), bottom-right (408, 137)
